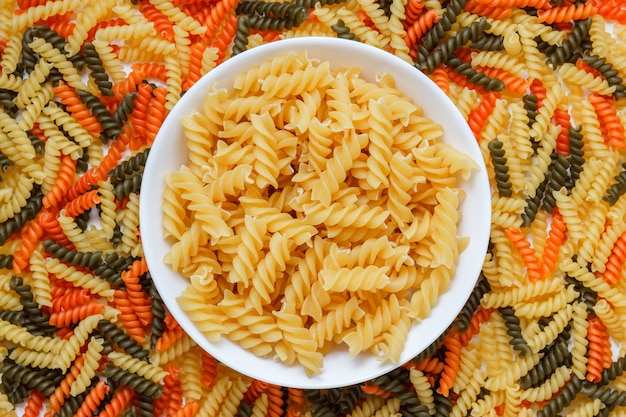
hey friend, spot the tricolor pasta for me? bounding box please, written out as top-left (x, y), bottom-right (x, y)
top-left (163, 50), bottom-right (479, 375)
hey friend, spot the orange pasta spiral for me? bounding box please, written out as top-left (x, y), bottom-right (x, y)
top-left (268, 385), bottom-right (286, 417)
top-left (46, 354), bottom-right (87, 415)
top-left (541, 209), bottom-right (568, 277)
top-left (412, 357), bottom-right (444, 374)
top-left (430, 66), bottom-right (450, 95)
top-left (23, 390), bottom-right (45, 417)
top-left (132, 62), bottom-right (168, 82)
top-left (129, 83), bottom-right (153, 139)
top-left (467, 91), bottom-right (500, 141)
top-left (171, 401), bottom-right (199, 417)
top-left (595, 2), bottom-right (626, 23)
top-left (243, 379), bottom-right (269, 403)
top-left (154, 364), bottom-right (179, 417)
top-left (464, 0), bottom-right (512, 20)
top-left (586, 315), bottom-right (612, 383)
top-left (182, 43), bottom-right (207, 90)
top-left (537, 3), bottom-right (597, 24)
top-left (438, 332), bottom-right (462, 396)
top-left (588, 93), bottom-right (626, 149)
top-left (139, 3), bottom-right (175, 41)
top-left (604, 229), bottom-right (626, 285)
top-left (38, 209), bottom-right (75, 250)
top-left (146, 86), bottom-right (167, 145)
top-left (12, 218), bottom-right (43, 273)
top-left (16, 0), bottom-right (47, 9)
top-left (43, 155), bottom-right (77, 209)
top-left (97, 385), bottom-right (134, 417)
top-left (49, 302), bottom-right (106, 327)
top-left (361, 382), bottom-right (394, 398)
top-left (477, 66), bottom-right (531, 95)
top-left (112, 70), bottom-right (144, 100)
top-left (201, 350), bottom-right (218, 388)
top-left (51, 287), bottom-right (93, 312)
top-left (63, 190), bottom-right (101, 218)
top-left (155, 326), bottom-right (186, 352)
top-left (405, 9), bottom-right (438, 56)
top-left (166, 373), bottom-right (184, 417)
top-left (87, 18), bottom-right (127, 41)
top-left (53, 82), bottom-right (103, 137)
top-left (554, 107), bottom-right (571, 156)
top-left (288, 387), bottom-right (305, 410)
top-left (403, 0), bottom-right (424, 28)
top-left (120, 258), bottom-right (151, 325)
top-left (505, 227), bottom-right (543, 281)
top-left (74, 380), bottom-right (110, 417)
top-left (203, 0), bottom-right (239, 41)
top-left (113, 289), bottom-right (146, 343)
top-left (459, 307), bottom-right (492, 346)
top-left (529, 78), bottom-right (546, 108)
top-left (213, 12), bottom-right (238, 63)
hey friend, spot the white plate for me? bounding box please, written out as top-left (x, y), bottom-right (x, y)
top-left (140, 37), bottom-right (491, 389)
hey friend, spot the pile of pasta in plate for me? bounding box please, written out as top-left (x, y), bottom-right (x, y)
top-left (162, 50), bottom-right (479, 375)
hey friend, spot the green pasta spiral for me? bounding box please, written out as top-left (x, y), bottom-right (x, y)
top-left (582, 53), bottom-right (626, 99)
top-left (445, 54), bottom-right (505, 92)
top-left (337, 385), bottom-right (362, 414)
top-left (0, 253), bottom-right (13, 269)
top-left (602, 162), bottom-right (626, 206)
top-left (565, 266), bottom-right (598, 311)
top-left (0, 310), bottom-right (23, 324)
top-left (108, 148), bottom-right (150, 187)
top-left (536, 375), bottom-right (583, 417)
top-left (519, 338), bottom-right (570, 389)
top-left (543, 152), bottom-right (571, 212)
top-left (331, 19), bottom-right (359, 42)
top-left (232, 15), bottom-right (251, 56)
top-left (419, 17), bottom-right (491, 74)
top-left (432, 392), bottom-right (452, 417)
top-left (469, 34), bottom-right (505, 51)
top-left (454, 274), bottom-right (490, 332)
top-left (97, 319), bottom-right (150, 360)
top-left (521, 175), bottom-right (548, 227)
top-left (76, 89), bottom-right (121, 142)
top-left (0, 358), bottom-right (62, 397)
top-left (101, 363), bottom-right (163, 397)
top-left (419, 0), bottom-right (467, 54)
top-left (55, 383), bottom-right (92, 417)
top-left (112, 92), bottom-right (137, 130)
top-left (236, 0), bottom-right (309, 21)
top-left (546, 18), bottom-right (591, 69)
top-left (581, 382), bottom-right (626, 408)
top-left (488, 138), bottom-right (512, 198)
top-left (523, 93), bottom-right (539, 128)
top-left (500, 306), bottom-right (532, 356)
top-left (113, 172), bottom-right (143, 200)
top-left (568, 125), bottom-right (585, 184)
top-left (0, 372), bottom-right (29, 404)
top-left (0, 89), bottom-right (17, 117)
top-left (10, 275), bottom-right (56, 336)
top-left (43, 239), bottom-right (104, 269)
top-left (34, 25), bottom-right (85, 70)
top-left (149, 284), bottom-right (165, 349)
top-left (82, 42), bottom-right (114, 97)
top-left (237, 401), bottom-right (253, 417)
top-left (136, 392), bottom-right (156, 417)
top-left (601, 354), bottom-right (626, 384)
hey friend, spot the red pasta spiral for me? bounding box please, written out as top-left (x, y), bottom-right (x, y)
top-left (505, 227), bottom-right (543, 282)
top-left (537, 3), bottom-right (597, 24)
top-left (243, 379), bottom-right (269, 404)
top-left (23, 390), bottom-right (45, 417)
top-left (12, 218), bottom-right (43, 273)
top-left (541, 208), bottom-right (568, 277)
top-left (51, 287), bottom-right (93, 312)
top-left (437, 331), bottom-right (462, 396)
top-left (467, 91), bottom-right (500, 141)
top-left (114, 289), bottom-right (146, 343)
top-left (554, 107), bottom-right (571, 156)
top-left (586, 315), bottom-right (612, 383)
top-left (74, 380), bottom-right (110, 417)
top-left (63, 190), bottom-right (101, 218)
top-left (43, 155), bottom-right (77, 210)
top-left (139, 3), bottom-right (175, 41)
top-left (49, 302), bottom-right (106, 327)
top-left (97, 385), bottom-right (134, 417)
top-left (588, 93), bottom-right (626, 149)
top-left (464, 0), bottom-right (513, 20)
top-left (603, 229), bottom-right (626, 285)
